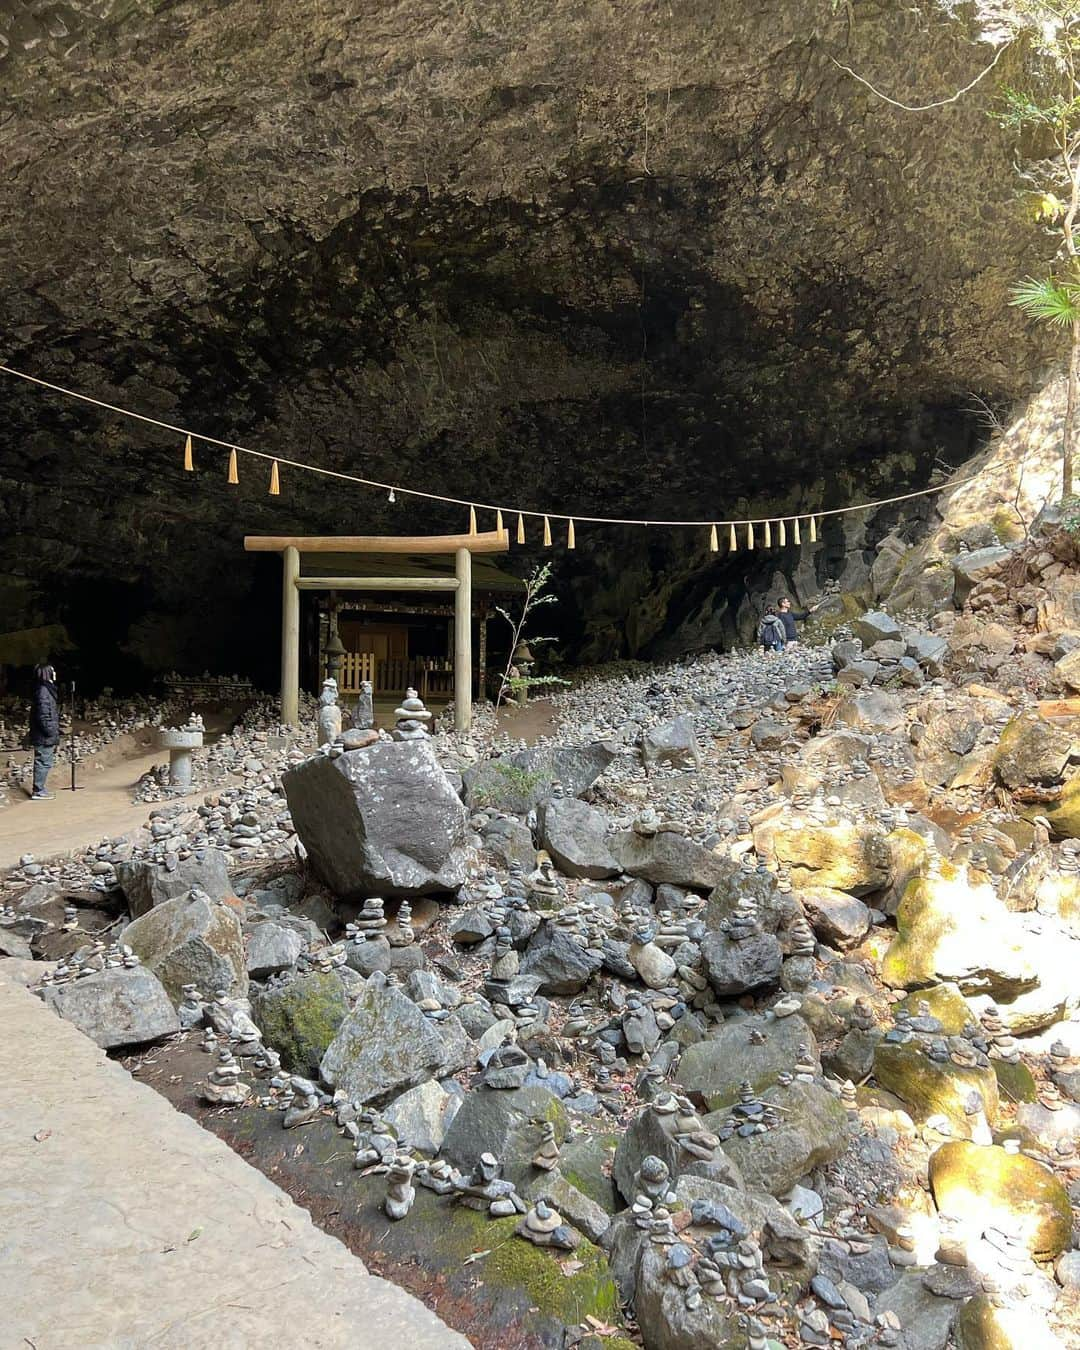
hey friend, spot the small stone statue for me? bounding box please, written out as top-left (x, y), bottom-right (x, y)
top-left (177, 983), bottom-right (205, 1030)
top-left (490, 925), bottom-right (519, 982)
top-left (634, 1155), bottom-right (676, 1206)
top-left (531, 1120), bottom-right (561, 1171)
top-left (384, 1153), bottom-right (417, 1220)
top-left (318, 678), bottom-right (342, 746)
top-left (388, 900), bottom-right (415, 948)
top-left (283, 1076), bottom-right (321, 1129)
top-left (201, 1047), bottom-right (250, 1106)
top-left (353, 679), bottom-right (374, 731)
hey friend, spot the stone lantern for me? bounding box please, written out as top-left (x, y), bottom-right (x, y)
top-left (511, 640), bottom-right (535, 707)
top-left (324, 596), bottom-right (346, 686)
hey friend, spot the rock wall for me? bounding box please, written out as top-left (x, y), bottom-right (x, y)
top-left (0, 0), bottom-right (1051, 679)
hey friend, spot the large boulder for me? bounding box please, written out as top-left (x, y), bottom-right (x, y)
top-left (672, 1175), bottom-right (818, 1280)
top-left (914, 701), bottom-right (993, 788)
top-left (881, 868), bottom-right (1038, 998)
top-left (929, 1141), bottom-right (1072, 1262)
top-left (874, 1271), bottom-right (960, 1350)
top-left (753, 815), bottom-right (888, 895)
top-left (611, 1102), bottom-right (742, 1204)
top-left (116, 850), bottom-right (232, 919)
top-left (700, 930), bottom-right (783, 997)
top-left (538, 797), bottom-right (619, 879)
top-left (320, 972), bottom-right (472, 1103)
top-left (906, 632), bottom-right (949, 676)
top-left (873, 1040), bottom-right (999, 1135)
top-left (382, 1079), bottom-right (461, 1156)
top-left (954, 1295), bottom-right (1067, 1350)
top-left (993, 712), bottom-right (1077, 790)
top-left (712, 1080), bottom-right (848, 1196)
top-left (641, 715), bottom-right (702, 772)
top-left (122, 891), bottom-right (246, 1003)
top-left (852, 611), bottom-right (902, 646)
top-left (441, 1084), bottom-right (568, 1189)
top-left (40, 965), bottom-right (179, 1049)
top-left (283, 740), bottom-right (471, 900)
top-left (797, 886), bottom-right (871, 950)
top-left (835, 690), bottom-right (905, 734)
top-left (952, 545), bottom-right (1012, 604)
top-left (462, 741), bottom-right (616, 813)
top-left (520, 922), bottom-right (604, 996)
top-left (1037, 772), bottom-right (1080, 838)
top-left (780, 729), bottom-right (872, 797)
top-left (676, 1014), bottom-right (818, 1111)
top-left (633, 1242), bottom-right (743, 1350)
top-left (245, 920), bottom-right (304, 979)
top-left (250, 971), bottom-right (350, 1076)
top-left (611, 829), bottom-right (726, 890)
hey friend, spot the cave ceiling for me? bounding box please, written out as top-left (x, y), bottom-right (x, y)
top-left (0, 0), bottom-right (1053, 676)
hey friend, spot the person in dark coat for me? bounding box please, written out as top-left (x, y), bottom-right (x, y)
top-left (777, 597), bottom-right (812, 647)
top-left (29, 663), bottom-right (60, 800)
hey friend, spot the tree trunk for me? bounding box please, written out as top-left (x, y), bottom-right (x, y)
top-left (1067, 317), bottom-right (1080, 500)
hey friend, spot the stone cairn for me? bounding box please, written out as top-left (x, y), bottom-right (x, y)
top-left (393, 688), bottom-right (432, 741)
top-left (384, 1153), bottom-right (417, 1220)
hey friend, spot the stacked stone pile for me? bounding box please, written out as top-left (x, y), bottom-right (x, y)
top-left (5, 617), bottom-right (1080, 1349)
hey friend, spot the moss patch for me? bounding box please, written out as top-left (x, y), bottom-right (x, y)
top-left (251, 971), bottom-right (349, 1076)
top-left (993, 1058), bottom-right (1038, 1104)
top-left (431, 1205), bottom-right (623, 1327)
top-left (898, 983), bottom-right (971, 1034)
top-left (557, 1133), bottom-right (620, 1212)
top-left (874, 1040), bottom-right (999, 1133)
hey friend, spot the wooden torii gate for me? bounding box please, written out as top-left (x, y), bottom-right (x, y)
top-left (244, 529), bottom-right (509, 732)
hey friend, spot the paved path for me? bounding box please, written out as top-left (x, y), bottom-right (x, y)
top-left (0, 973), bottom-right (470, 1350)
top-left (0, 744), bottom-right (176, 872)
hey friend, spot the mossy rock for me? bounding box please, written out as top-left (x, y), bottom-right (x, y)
top-left (992, 1058), bottom-right (1038, 1105)
top-left (873, 1041), bottom-right (999, 1134)
top-left (879, 828), bottom-right (934, 915)
top-left (992, 714), bottom-right (1074, 791)
top-left (881, 871), bottom-right (1036, 998)
top-left (991, 508), bottom-right (1026, 547)
top-left (250, 971), bottom-right (349, 1076)
top-left (429, 1204), bottom-right (624, 1329)
top-left (1032, 773), bottom-right (1080, 839)
top-left (898, 983), bottom-right (971, 1035)
top-left (929, 1141), bottom-right (1073, 1261)
top-left (556, 1132), bottom-right (620, 1213)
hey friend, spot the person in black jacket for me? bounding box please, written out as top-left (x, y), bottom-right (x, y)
top-left (777, 597), bottom-right (812, 647)
top-left (29, 663), bottom-right (60, 800)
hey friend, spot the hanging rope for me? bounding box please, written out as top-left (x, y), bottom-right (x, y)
top-left (0, 362), bottom-right (984, 529)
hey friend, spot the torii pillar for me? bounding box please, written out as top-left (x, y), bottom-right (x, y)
top-left (245, 530), bottom-right (509, 733)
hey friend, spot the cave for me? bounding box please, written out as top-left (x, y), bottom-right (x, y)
top-left (0, 0), bottom-right (1048, 694)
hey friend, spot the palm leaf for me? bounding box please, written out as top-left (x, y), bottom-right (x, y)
top-left (1010, 276), bottom-right (1080, 328)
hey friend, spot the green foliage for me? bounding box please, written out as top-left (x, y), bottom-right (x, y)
top-left (494, 563), bottom-right (564, 710)
top-left (1058, 492), bottom-right (1080, 534)
top-left (1010, 275), bottom-right (1080, 328)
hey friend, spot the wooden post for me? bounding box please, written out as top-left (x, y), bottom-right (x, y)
top-left (281, 545), bottom-right (300, 726)
top-left (454, 547), bottom-right (472, 732)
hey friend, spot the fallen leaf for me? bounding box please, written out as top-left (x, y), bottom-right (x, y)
top-left (463, 1249), bottom-right (490, 1265)
top-left (33, 1129), bottom-right (52, 1143)
top-left (186, 1227), bottom-right (202, 1243)
top-left (559, 1259), bottom-right (585, 1276)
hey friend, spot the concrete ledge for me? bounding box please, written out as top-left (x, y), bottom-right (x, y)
top-left (0, 971), bottom-right (470, 1349)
